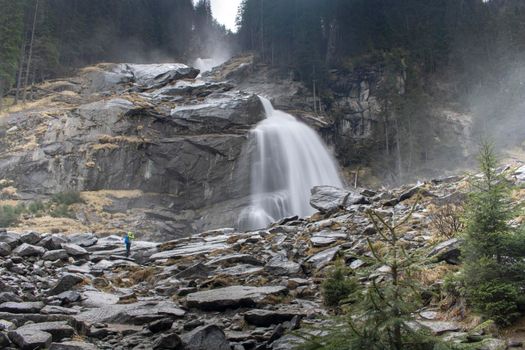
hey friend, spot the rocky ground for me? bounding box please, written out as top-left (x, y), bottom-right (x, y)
top-left (2, 164), bottom-right (525, 350)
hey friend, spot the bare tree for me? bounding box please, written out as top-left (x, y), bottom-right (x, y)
top-left (22, 0), bottom-right (39, 104)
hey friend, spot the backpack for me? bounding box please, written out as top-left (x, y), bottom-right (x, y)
top-left (128, 232), bottom-right (135, 240)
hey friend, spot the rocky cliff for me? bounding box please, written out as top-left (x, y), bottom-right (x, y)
top-left (0, 63), bottom-right (265, 240)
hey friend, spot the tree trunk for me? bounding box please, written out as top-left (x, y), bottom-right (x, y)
top-left (0, 79), bottom-right (4, 111)
top-left (22, 0), bottom-right (39, 104)
top-left (395, 117), bottom-right (403, 181)
top-left (325, 19), bottom-right (337, 65)
top-left (15, 34), bottom-right (27, 105)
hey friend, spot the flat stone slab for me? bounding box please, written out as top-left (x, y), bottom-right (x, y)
top-left (186, 285), bottom-right (288, 311)
top-left (13, 243), bottom-right (46, 257)
top-left (244, 309), bottom-right (302, 327)
top-left (305, 246), bottom-right (341, 270)
top-left (15, 321), bottom-right (75, 342)
top-left (150, 241), bottom-right (229, 261)
top-left (0, 301), bottom-right (44, 314)
top-left (8, 329), bottom-right (52, 350)
top-left (49, 341), bottom-right (98, 350)
top-left (417, 320), bottom-right (461, 335)
top-left (75, 301), bottom-right (185, 324)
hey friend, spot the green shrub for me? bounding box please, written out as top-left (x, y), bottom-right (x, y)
top-left (322, 261), bottom-right (358, 307)
top-left (467, 280), bottom-right (520, 326)
top-left (27, 200), bottom-right (45, 214)
top-left (51, 191), bottom-right (83, 206)
top-left (50, 203), bottom-right (74, 218)
top-left (0, 205), bottom-right (22, 227)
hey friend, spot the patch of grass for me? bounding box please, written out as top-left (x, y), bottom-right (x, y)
top-left (0, 204), bottom-right (24, 227)
top-left (51, 191), bottom-right (84, 206)
top-left (50, 203), bottom-right (75, 218)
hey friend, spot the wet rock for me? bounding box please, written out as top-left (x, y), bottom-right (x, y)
top-left (14, 321), bottom-right (75, 342)
top-left (39, 235), bottom-right (68, 251)
top-left (0, 231), bottom-right (20, 248)
top-left (310, 186), bottom-right (349, 213)
top-left (55, 291), bottom-right (81, 304)
top-left (13, 243), bottom-right (46, 257)
top-left (49, 341), bottom-right (98, 350)
top-left (0, 292), bottom-right (22, 303)
top-left (0, 242), bottom-right (11, 256)
top-left (264, 254), bottom-right (301, 275)
top-left (20, 231), bottom-right (41, 245)
top-left (68, 233), bottom-right (98, 247)
top-left (427, 238), bottom-right (461, 264)
top-left (305, 246), bottom-right (340, 270)
top-left (8, 328), bottom-right (52, 350)
top-left (186, 286), bottom-right (288, 311)
top-left (43, 249), bottom-right (69, 261)
top-left (181, 324), bottom-right (230, 350)
top-left (243, 309), bottom-right (300, 327)
top-left (150, 242), bottom-right (230, 260)
top-left (41, 305), bottom-right (79, 315)
top-left (0, 301), bottom-right (44, 313)
top-left (417, 320), bottom-right (461, 335)
top-left (147, 318), bottom-right (174, 333)
top-left (61, 243), bottom-right (89, 257)
top-left (0, 319), bottom-right (16, 331)
top-left (205, 253), bottom-right (263, 266)
top-left (174, 262), bottom-right (211, 279)
top-left (48, 274), bottom-right (84, 296)
top-left (152, 331), bottom-right (182, 350)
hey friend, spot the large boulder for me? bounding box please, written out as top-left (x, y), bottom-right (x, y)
top-left (427, 238), bottom-right (462, 264)
top-left (186, 286), bottom-right (288, 311)
top-left (13, 321), bottom-right (75, 342)
top-left (310, 186), bottom-right (366, 213)
top-left (13, 243), bottom-right (46, 257)
top-left (264, 254), bottom-right (301, 275)
top-left (8, 329), bottom-right (52, 350)
top-left (0, 301), bottom-right (45, 314)
top-left (181, 325), bottom-right (230, 350)
top-left (48, 274), bottom-right (84, 296)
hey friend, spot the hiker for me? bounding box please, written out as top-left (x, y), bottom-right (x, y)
top-left (123, 232), bottom-right (131, 257)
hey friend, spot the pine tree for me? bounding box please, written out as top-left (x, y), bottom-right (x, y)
top-left (460, 143), bottom-right (525, 325)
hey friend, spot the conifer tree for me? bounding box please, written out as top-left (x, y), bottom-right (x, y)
top-left (460, 144), bottom-right (525, 325)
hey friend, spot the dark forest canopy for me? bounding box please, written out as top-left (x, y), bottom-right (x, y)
top-left (236, 0), bottom-right (525, 86)
top-left (2, 0), bottom-right (525, 101)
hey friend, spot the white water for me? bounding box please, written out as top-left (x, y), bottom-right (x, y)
top-left (193, 56), bottom-right (228, 74)
top-left (239, 97), bottom-right (343, 230)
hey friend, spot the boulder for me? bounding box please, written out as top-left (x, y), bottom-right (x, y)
top-left (14, 321), bottom-right (75, 342)
top-left (174, 262), bottom-right (211, 279)
top-left (13, 243), bottom-right (46, 257)
top-left (39, 235), bottom-right (68, 250)
top-left (264, 254), bottom-right (301, 275)
top-left (147, 318), bottom-right (174, 333)
top-left (186, 286), bottom-right (288, 311)
top-left (152, 331), bottom-right (182, 350)
top-left (0, 242), bottom-right (11, 256)
top-left (0, 332), bottom-right (10, 348)
top-left (310, 186), bottom-right (366, 213)
top-left (427, 238), bottom-right (461, 264)
top-left (0, 301), bottom-right (44, 314)
top-left (417, 320), bottom-right (461, 335)
top-left (8, 329), bottom-right (52, 350)
top-left (305, 246), bottom-right (341, 270)
top-left (68, 233), bottom-right (97, 248)
top-left (43, 249), bottom-right (69, 261)
top-left (0, 231), bottom-right (20, 248)
top-left (48, 274), bottom-right (84, 296)
top-left (181, 324), bottom-right (230, 350)
top-left (20, 231), bottom-right (41, 245)
top-left (0, 319), bottom-right (16, 331)
top-left (61, 243), bottom-right (89, 257)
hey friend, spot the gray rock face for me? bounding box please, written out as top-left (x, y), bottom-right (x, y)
top-left (186, 286), bottom-right (288, 311)
top-left (13, 243), bottom-right (46, 257)
top-left (0, 231), bottom-right (19, 248)
top-left (0, 62), bottom-right (265, 241)
top-left (305, 246), bottom-right (341, 270)
top-left (181, 324), bottom-right (230, 350)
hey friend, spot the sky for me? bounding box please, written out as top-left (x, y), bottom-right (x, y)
top-left (209, 0), bottom-right (243, 32)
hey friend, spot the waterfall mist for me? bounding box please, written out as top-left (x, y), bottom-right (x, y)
top-left (239, 97), bottom-right (343, 231)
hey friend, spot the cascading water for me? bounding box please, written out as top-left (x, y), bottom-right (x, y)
top-left (239, 97), bottom-right (343, 230)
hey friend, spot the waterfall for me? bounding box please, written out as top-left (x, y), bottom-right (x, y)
top-left (239, 97), bottom-right (343, 230)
